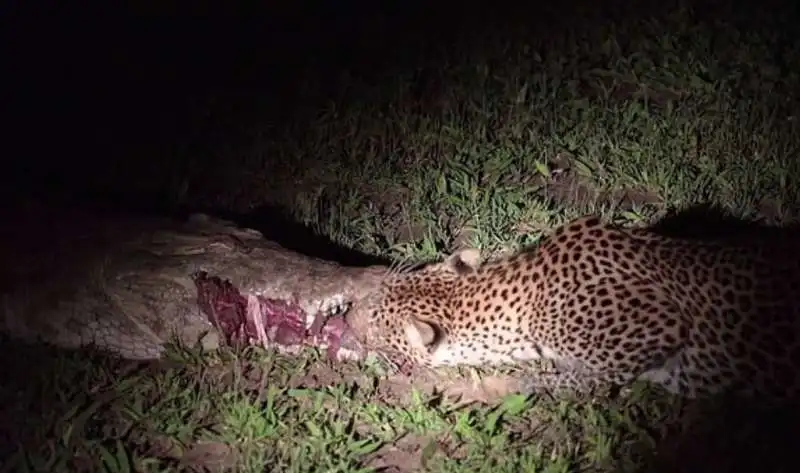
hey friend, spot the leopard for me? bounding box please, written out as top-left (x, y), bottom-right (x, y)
top-left (344, 215), bottom-right (800, 400)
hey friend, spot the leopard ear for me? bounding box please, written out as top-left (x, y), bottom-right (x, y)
top-left (445, 248), bottom-right (482, 275)
top-left (404, 318), bottom-right (444, 353)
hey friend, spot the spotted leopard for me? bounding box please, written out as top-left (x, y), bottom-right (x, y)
top-left (345, 216), bottom-right (800, 400)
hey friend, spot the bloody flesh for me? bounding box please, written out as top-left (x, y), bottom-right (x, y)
top-left (192, 271), bottom-right (360, 360)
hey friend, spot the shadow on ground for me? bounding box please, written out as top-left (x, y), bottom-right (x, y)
top-left (636, 396), bottom-right (800, 473)
top-left (650, 203), bottom-right (800, 239)
top-left (2, 190), bottom-right (390, 268)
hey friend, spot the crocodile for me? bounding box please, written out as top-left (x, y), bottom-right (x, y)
top-left (0, 202), bottom-right (386, 361)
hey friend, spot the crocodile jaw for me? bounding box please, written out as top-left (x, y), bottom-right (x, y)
top-left (192, 271), bottom-right (367, 361)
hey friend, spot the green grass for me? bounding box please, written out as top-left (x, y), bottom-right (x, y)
top-left (6, 343), bottom-right (676, 473)
top-left (7, 2), bottom-right (800, 472)
top-left (178, 3), bottom-right (800, 258)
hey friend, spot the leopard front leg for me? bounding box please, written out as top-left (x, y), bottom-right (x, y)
top-left (521, 283), bottom-right (690, 398)
top-left (519, 367), bottom-right (636, 398)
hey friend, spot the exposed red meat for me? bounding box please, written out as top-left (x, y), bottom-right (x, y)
top-left (192, 271), bottom-right (362, 360)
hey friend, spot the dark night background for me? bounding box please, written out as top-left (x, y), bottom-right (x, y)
top-left (9, 0), bottom-right (786, 213)
top-left (7, 0), bottom-right (473, 208)
top-left (4, 0), bottom-right (800, 471)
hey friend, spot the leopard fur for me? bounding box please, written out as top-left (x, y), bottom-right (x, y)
top-left (345, 216), bottom-right (800, 400)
